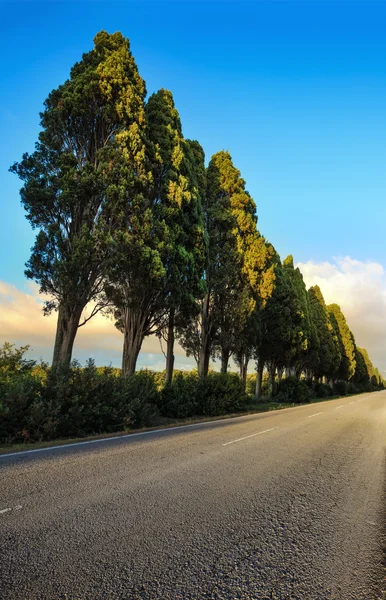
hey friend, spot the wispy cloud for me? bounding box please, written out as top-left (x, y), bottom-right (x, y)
top-left (0, 280), bottom-right (195, 370)
top-left (297, 256), bottom-right (386, 372)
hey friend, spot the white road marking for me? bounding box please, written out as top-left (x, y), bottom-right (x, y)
top-left (0, 417), bottom-right (247, 460)
top-left (335, 405), bottom-right (345, 410)
top-left (222, 428), bottom-right (277, 447)
top-left (0, 504), bottom-right (22, 515)
top-left (349, 401), bottom-right (354, 405)
top-left (307, 412), bottom-right (323, 419)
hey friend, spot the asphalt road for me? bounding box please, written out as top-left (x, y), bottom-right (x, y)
top-left (1, 392), bottom-right (386, 600)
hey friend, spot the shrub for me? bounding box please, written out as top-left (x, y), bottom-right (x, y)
top-left (197, 372), bottom-right (248, 416)
top-left (158, 372), bottom-right (198, 418)
top-left (333, 380), bottom-right (348, 396)
top-left (274, 376), bottom-right (313, 404)
top-left (152, 370), bottom-right (166, 390)
top-left (0, 342), bottom-right (35, 381)
top-left (0, 373), bottom-right (55, 443)
top-left (313, 382), bottom-right (332, 398)
top-left (118, 370), bottom-right (160, 428)
top-left (347, 382), bottom-right (359, 395)
top-left (53, 362), bottom-right (160, 437)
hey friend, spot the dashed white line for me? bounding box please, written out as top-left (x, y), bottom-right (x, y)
top-left (0, 505), bottom-right (21, 515)
top-left (222, 427), bottom-right (277, 447)
top-left (335, 405), bottom-right (345, 410)
top-left (307, 412), bottom-right (323, 419)
top-left (349, 401), bottom-right (354, 405)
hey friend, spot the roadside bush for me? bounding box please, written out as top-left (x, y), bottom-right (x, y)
top-left (158, 372), bottom-right (198, 418)
top-left (54, 362), bottom-right (160, 437)
top-left (245, 374), bottom-right (256, 396)
top-left (0, 342), bottom-right (35, 380)
top-left (118, 369), bottom-right (160, 428)
top-left (274, 376), bottom-right (313, 404)
top-left (333, 380), bottom-right (348, 396)
top-left (0, 343), bottom-right (56, 443)
top-left (152, 369), bottom-right (166, 390)
top-left (313, 382), bottom-right (332, 398)
top-left (0, 373), bottom-right (56, 443)
top-left (197, 372), bottom-right (248, 416)
top-left (347, 382), bottom-right (359, 395)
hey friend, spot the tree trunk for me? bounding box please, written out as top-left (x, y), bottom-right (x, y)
top-left (240, 354), bottom-right (249, 385)
top-left (220, 347), bottom-right (230, 374)
top-left (164, 310), bottom-right (175, 385)
top-left (277, 367), bottom-right (283, 382)
top-left (255, 359), bottom-right (264, 399)
top-left (121, 310), bottom-right (146, 376)
top-left (198, 294), bottom-right (211, 378)
top-left (269, 363), bottom-right (276, 397)
top-left (52, 303), bottom-right (83, 370)
top-left (198, 341), bottom-right (210, 378)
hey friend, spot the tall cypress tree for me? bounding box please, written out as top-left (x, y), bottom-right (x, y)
top-left (146, 90), bottom-right (205, 383)
top-left (106, 90), bottom-right (205, 376)
top-left (282, 256), bottom-right (313, 376)
top-left (328, 304), bottom-right (356, 381)
top-left (253, 254), bottom-right (294, 398)
top-left (308, 285), bottom-right (341, 381)
top-left (10, 31), bottom-right (149, 370)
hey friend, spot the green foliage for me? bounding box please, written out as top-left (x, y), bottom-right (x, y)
top-left (333, 380), bottom-right (349, 396)
top-left (52, 361), bottom-right (160, 437)
top-left (282, 256), bottom-right (313, 373)
top-left (0, 342), bottom-right (35, 379)
top-left (274, 376), bottom-right (313, 404)
top-left (159, 372), bottom-right (199, 418)
top-left (0, 371), bottom-right (55, 443)
top-left (11, 30), bottom-right (150, 368)
top-left (0, 357), bottom-right (161, 443)
top-left (159, 371), bottom-right (249, 418)
top-left (197, 372), bottom-right (249, 416)
top-left (347, 382), bottom-right (359, 395)
top-left (328, 304), bottom-right (356, 381)
top-left (255, 257), bottom-right (294, 370)
top-left (308, 286), bottom-right (341, 380)
top-left (313, 382), bottom-right (333, 398)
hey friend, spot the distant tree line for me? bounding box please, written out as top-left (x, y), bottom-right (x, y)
top-left (11, 30), bottom-right (384, 395)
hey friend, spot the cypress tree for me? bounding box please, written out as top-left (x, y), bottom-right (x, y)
top-left (107, 90), bottom-right (205, 376)
top-left (328, 304), bottom-right (356, 381)
top-left (308, 285), bottom-right (341, 381)
top-left (253, 255), bottom-right (294, 398)
top-left (282, 256), bottom-right (313, 376)
top-left (146, 91), bottom-right (206, 383)
top-left (10, 31), bottom-right (149, 370)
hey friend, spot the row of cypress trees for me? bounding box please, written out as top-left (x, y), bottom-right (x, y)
top-left (11, 31), bottom-right (384, 393)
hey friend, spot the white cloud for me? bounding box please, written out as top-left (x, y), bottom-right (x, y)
top-left (0, 280), bottom-right (194, 370)
top-left (297, 256), bottom-right (386, 372)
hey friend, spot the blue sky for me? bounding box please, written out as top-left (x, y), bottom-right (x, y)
top-left (1, 1), bottom-right (386, 369)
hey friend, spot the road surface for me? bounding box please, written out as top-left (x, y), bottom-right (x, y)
top-left (1, 391), bottom-right (385, 599)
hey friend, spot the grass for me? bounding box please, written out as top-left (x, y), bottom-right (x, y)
top-left (0, 392), bottom-right (346, 455)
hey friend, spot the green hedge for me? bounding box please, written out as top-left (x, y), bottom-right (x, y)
top-left (0, 346), bottom-right (248, 443)
top-left (274, 376), bottom-right (313, 403)
top-left (1, 344), bottom-right (382, 445)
